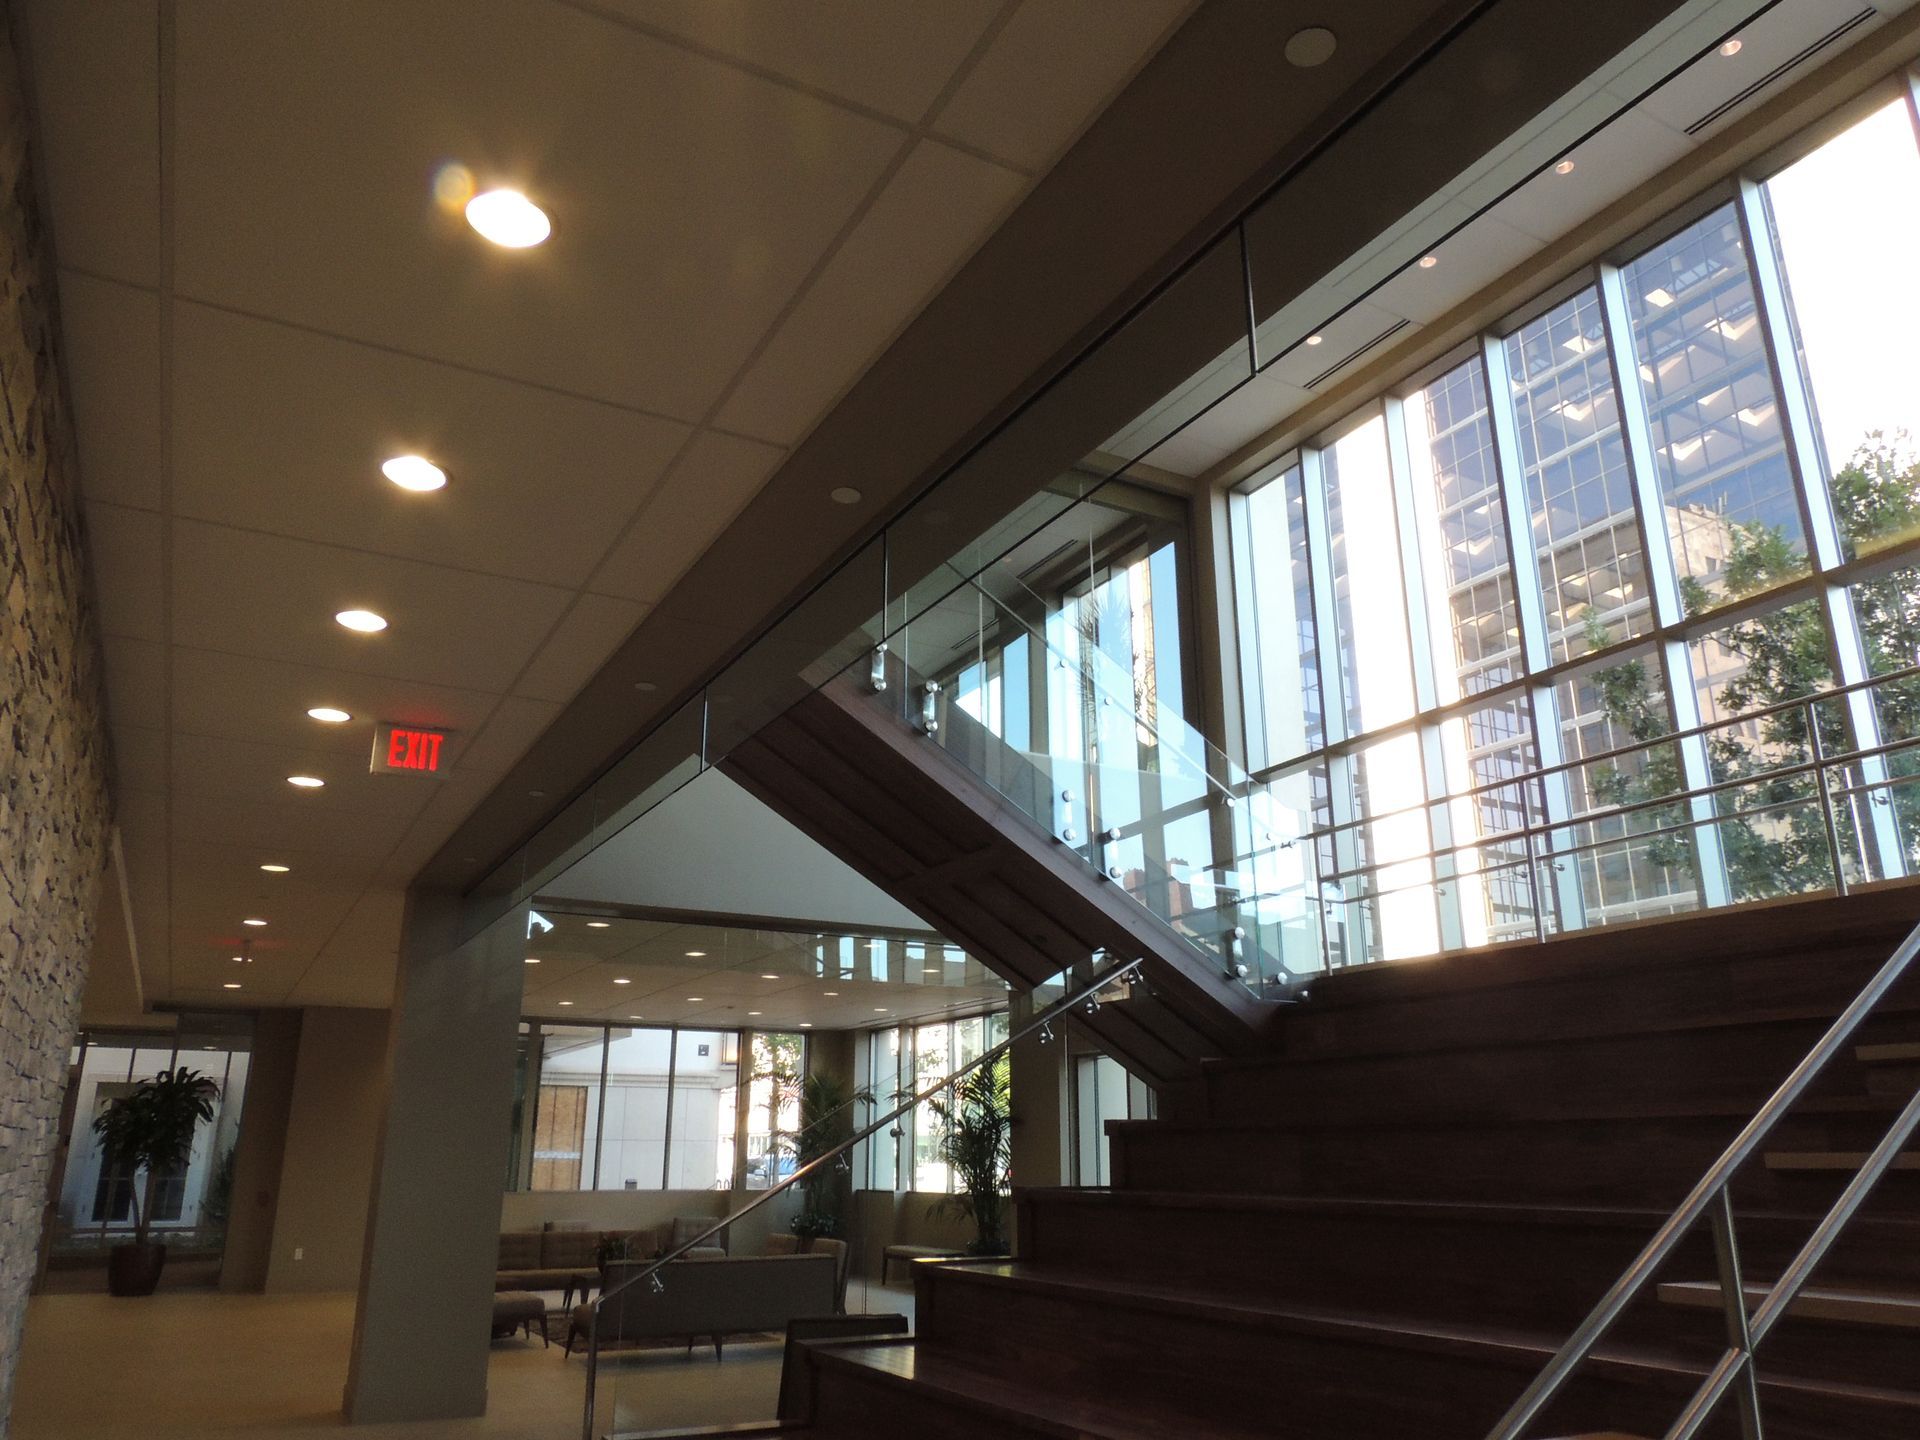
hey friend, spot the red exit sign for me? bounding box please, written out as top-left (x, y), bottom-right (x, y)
top-left (370, 723), bottom-right (452, 776)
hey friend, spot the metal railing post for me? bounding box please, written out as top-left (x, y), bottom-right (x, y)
top-left (1707, 1188), bottom-right (1765, 1440)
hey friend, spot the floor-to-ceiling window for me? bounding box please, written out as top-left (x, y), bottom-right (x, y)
top-left (1231, 92), bottom-right (1920, 971)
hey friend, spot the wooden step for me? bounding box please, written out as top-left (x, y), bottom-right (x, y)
top-left (1658, 1280), bottom-right (1920, 1329)
top-left (1859, 1043), bottom-right (1920, 1064)
top-left (901, 1261), bottom-right (1920, 1440)
top-left (1201, 1016), bottom-right (1891, 1126)
top-left (1107, 1109), bottom-right (1908, 1209)
top-left (1014, 1187), bottom-right (1920, 1328)
top-left (1765, 1151), bottom-right (1920, 1173)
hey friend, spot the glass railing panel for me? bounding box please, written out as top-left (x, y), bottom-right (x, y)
top-left (590, 699), bottom-right (708, 850)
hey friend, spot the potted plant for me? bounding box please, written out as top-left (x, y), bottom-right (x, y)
top-left (91, 1066), bottom-right (220, 1296)
top-left (927, 1056), bottom-right (1013, 1256)
top-left (783, 1072), bottom-right (871, 1246)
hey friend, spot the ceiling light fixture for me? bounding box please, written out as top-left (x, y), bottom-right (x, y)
top-left (1719, 37), bottom-right (1742, 57)
top-left (829, 487), bottom-right (863, 506)
top-left (799, 1023), bottom-right (812, 1029)
top-left (685, 950), bottom-right (706, 958)
top-left (557, 1000), bottom-right (573, 1006)
top-left (1554, 159), bottom-right (1576, 176)
top-left (1283, 26), bottom-right (1337, 67)
top-left (1417, 254), bottom-right (1439, 269)
top-left (223, 982), bottom-right (242, 990)
top-left (1645, 287), bottom-right (1676, 308)
top-left (687, 996), bottom-right (704, 1002)
top-left (628, 1014), bottom-right (642, 1020)
top-left (761, 974), bottom-right (779, 980)
top-left (335, 609), bottom-right (388, 633)
top-left (823, 991), bottom-right (839, 997)
top-left (613, 977), bottom-right (631, 985)
top-left (524, 957), bottom-right (540, 964)
top-left (381, 455), bottom-right (447, 492)
top-left (287, 775), bottom-right (325, 789)
top-left (747, 1011), bottom-right (763, 1017)
top-left (586, 921), bottom-right (610, 929)
top-left (307, 706), bottom-right (352, 724)
top-left (243, 917), bottom-right (268, 927)
top-left (1305, 334), bottom-right (1323, 346)
top-left (259, 863), bottom-right (290, 874)
top-left (466, 188), bottom-right (551, 248)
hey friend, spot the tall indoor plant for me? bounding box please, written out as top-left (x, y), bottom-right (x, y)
top-left (927, 1056), bottom-right (1013, 1255)
top-left (92, 1066), bottom-right (220, 1296)
top-left (784, 1072), bottom-right (871, 1241)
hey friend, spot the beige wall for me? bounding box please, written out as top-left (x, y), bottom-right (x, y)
top-left (219, 1011), bottom-right (302, 1292)
top-left (265, 1008), bottom-right (390, 1293)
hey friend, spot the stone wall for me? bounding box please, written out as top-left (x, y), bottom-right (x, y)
top-left (0, 12), bottom-right (113, 1428)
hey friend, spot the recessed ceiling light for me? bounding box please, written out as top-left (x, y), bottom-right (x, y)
top-left (613, 977), bottom-right (631, 985)
top-left (466, 188), bottom-right (551, 248)
top-left (524, 957), bottom-right (540, 965)
top-left (1417, 254), bottom-right (1439, 269)
top-left (748, 1011), bottom-right (763, 1017)
top-left (557, 1000), bottom-right (573, 1006)
top-left (687, 996), bottom-right (704, 1002)
top-left (307, 706), bottom-right (352, 724)
top-left (242, 918), bottom-right (268, 927)
top-left (1283, 26), bottom-right (1337, 67)
top-left (1305, 334), bottom-right (1323, 346)
top-left (259, 863), bottom-right (291, 874)
top-left (287, 775), bottom-right (325, 789)
top-left (586, 921), bottom-right (610, 929)
top-left (231, 955), bottom-right (246, 964)
top-left (1719, 37), bottom-right (1742, 57)
top-left (823, 991), bottom-right (839, 997)
top-left (1554, 159), bottom-right (1576, 176)
top-left (873, 1007), bottom-right (889, 1013)
top-left (223, 982), bottom-right (242, 990)
top-left (335, 609), bottom-right (387, 633)
top-left (381, 455), bottom-right (447, 492)
top-left (633, 681), bottom-right (658, 693)
top-left (685, 950), bottom-right (706, 958)
top-left (761, 974), bottom-right (779, 980)
top-left (829, 486), bottom-right (863, 506)
top-left (627, 1014), bottom-right (642, 1020)
top-left (799, 1023), bottom-right (812, 1029)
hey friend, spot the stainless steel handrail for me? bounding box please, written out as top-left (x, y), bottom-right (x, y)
top-left (1484, 915), bottom-right (1920, 1440)
top-left (580, 955), bottom-right (1144, 1440)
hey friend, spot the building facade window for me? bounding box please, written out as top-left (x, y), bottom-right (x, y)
top-left (1230, 93), bottom-right (1920, 972)
top-left (859, 1013), bottom-right (1010, 1196)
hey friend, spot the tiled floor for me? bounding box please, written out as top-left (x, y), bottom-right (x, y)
top-left (12, 1280), bottom-right (915, 1439)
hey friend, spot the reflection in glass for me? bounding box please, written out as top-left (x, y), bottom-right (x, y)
top-left (666, 1031), bottom-right (739, 1191)
top-left (743, 1032), bottom-right (804, 1190)
top-left (594, 1027), bottom-right (672, 1191)
top-left (1506, 289), bottom-right (1649, 662)
top-left (1624, 204), bottom-right (1804, 607)
top-left (533, 1026), bottom-right (605, 1191)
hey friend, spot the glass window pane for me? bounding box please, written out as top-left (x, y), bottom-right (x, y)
top-left (1505, 288), bottom-right (1651, 662)
top-left (1623, 204), bottom-right (1805, 606)
top-left (1436, 692), bottom-right (1543, 946)
top-left (666, 1030), bottom-right (739, 1191)
top-left (865, 1028), bottom-right (900, 1192)
top-left (911, 1022), bottom-right (953, 1194)
top-left (1236, 463), bottom-right (1323, 767)
top-left (1765, 99), bottom-right (1920, 560)
top-left (1325, 413), bottom-right (1416, 733)
top-left (1849, 559), bottom-right (1920, 870)
top-left (1406, 358), bottom-right (1522, 700)
top-left (595, 1027), bottom-right (673, 1191)
top-left (1340, 733), bottom-right (1438, 962)
top-left (743, 1033), bottom-right (804, 1190)
top-left (532, 1025), bottom-right (604, 1191)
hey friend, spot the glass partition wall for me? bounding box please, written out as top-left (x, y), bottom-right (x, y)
top-left (1231, 94), bottom-right (1920, 971)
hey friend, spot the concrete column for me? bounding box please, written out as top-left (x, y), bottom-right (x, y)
top-left (343, 891), bottom-right (527, 1424)
top-left (1007, 994), bottom-right (1070, 1193)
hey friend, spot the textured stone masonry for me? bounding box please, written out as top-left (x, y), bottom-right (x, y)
top-left (0, 13), bottom-right (114, 1433)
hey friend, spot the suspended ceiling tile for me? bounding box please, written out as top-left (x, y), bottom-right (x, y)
top-left (168, 520), bottom-right (573, 693)
top-left (84, 502), bottom-right (167, 643)
top-left (171, 790), bottom-right (421, 860)
top-left (457, 696), bottom-right (565, 776)
top-left (15, 0), bottom-right (160, 286)
top-left (167, 301), bottom-right (692, 586)
top-left (514, 595), bottom-right (650, 704)
top-left (100, 635), bottom-right (167, 732)
top-left (933, 0), bottom-right (1196, 173)
top-left (1142, 366), bottom-right (1314, 478)
top-left (170, 0), bottom-right (904, 421)
top-left (110, 724), bottom-right (168, 797)
top-left (1492, 109), bottom-right (1696, 244)
top-left (715, 139), bottom-right (1027, 446)
top-left (1258, 296), bottom-right (1411, 392)
top-left (587, 0), bottom-right (1004, 123)
top-left (587, 431), bottom-right (787, 603)
top-left (1366, 215), bottom-right (1545, 325)
top-left (56, 272), bottom-right (163, 510)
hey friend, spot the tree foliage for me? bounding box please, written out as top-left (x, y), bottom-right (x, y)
top-left (926, 1056), bottom-right (1013, 1255)
top-left (91, 1067), bottom-right (220, 1244)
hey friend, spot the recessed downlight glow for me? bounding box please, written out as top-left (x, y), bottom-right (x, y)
top-left (761, 974), bottom-right (779, 980)
top-left (1305, 334), bottom-right (1324, 346)
top-left (335, 609), bottom-right (388, 633)
top-left (524, 956), bottom-right (540, 964)
top-left (613, 977), bottom-right (631, 985)
top-left (799, 1023), bottom-right (812, 1029)
top-left (466, 188), bottom-right (551, 248)
top-left (223, 982), bottom-right (243, 990)
top-left (1417, 254), bottom-right (1439, 269)
top-left (586, 921), bottom-right (610, 929)
top-left (747, 1011), bottom-right (763, 1017)
top-left (287, 775), bottom-right (325, 789)
top-left (1554, 159), bottom-right (1576, 176)
top-left (381, 455), bottom-right (447, 492)
top-left (1719, 37), bottom-right (1742, 56)
top-left (260, 863), bottom-right (291, 874)
top-left (823, 991), bottom-right (839, 997)
top-left (684, 950), bottom-right (706, 957)
top-left (557, 1000), bottom-right (573, 1006)
top-left (307, 706), bottom-right (352, 724)
top-left (243, 917), bottom-right (268, 927)
top-left (687, 996), bottom-right (704, 1002)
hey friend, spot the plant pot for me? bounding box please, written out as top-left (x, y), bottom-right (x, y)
top-left (107, 1241), bottom-right (167, 1297)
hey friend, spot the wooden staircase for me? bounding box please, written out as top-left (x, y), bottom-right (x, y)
top-left (781, 888), bottom-right (1920, 1439)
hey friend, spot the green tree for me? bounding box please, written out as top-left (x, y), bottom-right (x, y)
top-left (1585, 432), bottom-right (1920, 901)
